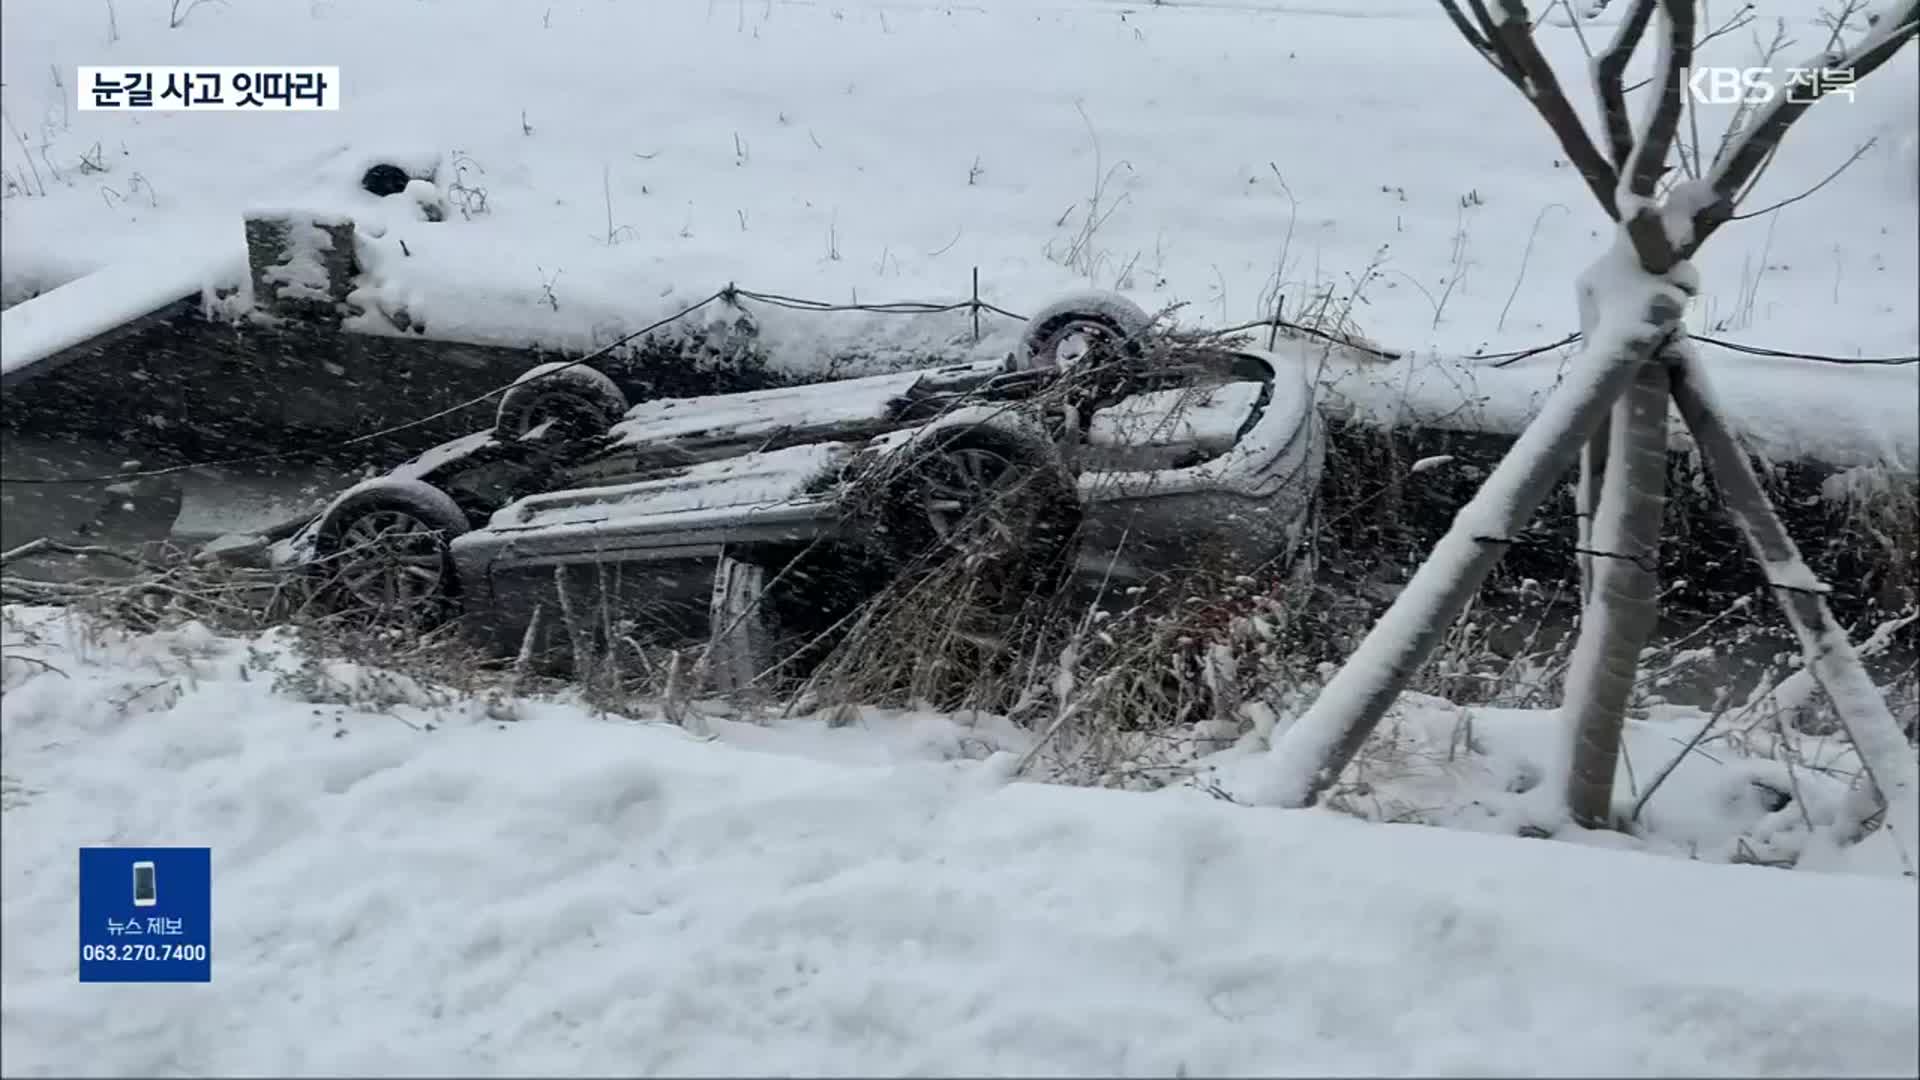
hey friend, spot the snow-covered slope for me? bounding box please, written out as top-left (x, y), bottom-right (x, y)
top-left (4, 0), bottom-right (1915, 356)
top-left (2, 613), bottom-right (1915, 1076)
top-left (3, 0), bottom-right (1913, 462)
top-left (0, 233), bottom-right (235, 378)
top-left (3, 3), bottom-right (1917, 1074)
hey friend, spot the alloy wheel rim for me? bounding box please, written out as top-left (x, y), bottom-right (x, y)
top-left (1041, 319), bottom-right (1120, 368)
top-left (922, 447), bottom-right (1020, 547)
top-left (337, 510), bottom-right (449, 611)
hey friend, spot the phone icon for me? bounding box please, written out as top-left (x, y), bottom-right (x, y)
top-left (132, 861), bottom-right (157, 907)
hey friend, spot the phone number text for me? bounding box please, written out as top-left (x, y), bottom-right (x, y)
top-left (81, 943), bottom-right (207, 962)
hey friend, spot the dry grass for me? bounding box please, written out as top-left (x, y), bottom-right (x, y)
top-left (4, 310), bottom-right (1913, 796)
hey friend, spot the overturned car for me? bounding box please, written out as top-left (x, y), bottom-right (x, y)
top-left (267, 293), bottom-right (1325, 689)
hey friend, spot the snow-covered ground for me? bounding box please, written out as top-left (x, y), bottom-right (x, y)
top-left (5, 1), bottom-right (1918, 1074)
top-left (3, 610), bottom-right (1917, 1077)
top-left (4, 0), bottom-right (1915, 472)
top-left (3, 0), bottom-right (1916, 361)
top-left (4, 0), bottom-right (1916, 473)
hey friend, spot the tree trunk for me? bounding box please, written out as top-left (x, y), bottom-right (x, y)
top-left (1575, 420), bottom-right (1610, 607)
top-left (1574, 270), bottom-right (1612, 609)
top-left (1668, 346), bottom-right (1920, 874)
top-left (1561, 359), bottom-right (1670, 827)
top-left (1253, 274), bottom-right (1685, 808)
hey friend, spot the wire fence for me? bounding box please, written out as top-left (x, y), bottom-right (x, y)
top-left (3, 277), bottom-right (1915, 487)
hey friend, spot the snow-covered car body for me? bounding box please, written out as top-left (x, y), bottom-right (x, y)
top-left (274, 332), bottom-right (1323, 668)
top-left (490, 343), bottom-right (1311, 538)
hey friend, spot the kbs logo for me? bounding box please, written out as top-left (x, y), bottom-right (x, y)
top-left (1686, 67), bottom-right (1857, 106)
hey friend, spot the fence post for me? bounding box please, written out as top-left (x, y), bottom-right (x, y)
top-left (971, 266), bottom-right (981, 345)
top-left (244, 211), bottom-right (359, 326)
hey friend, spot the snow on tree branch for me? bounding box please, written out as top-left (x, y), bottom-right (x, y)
top-left (1621, 1), bottom-right (1694, 201)
top-left (1593, 0), bottom-right (1659, 167)
top-left (1665, 340), bottom-right (1920, 875)
top-left (1688, 0), bottom-right (1919, 253)
top-left (1444, 0), bottom-right (1915, 270)
top-left (1252, 241), bottom-right (1692, 809)
top-left (1615, 0), bottom-right (1698, 271)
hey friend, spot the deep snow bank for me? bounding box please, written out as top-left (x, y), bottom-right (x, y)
top-left (2, 611), bottom-right (1915, 1077)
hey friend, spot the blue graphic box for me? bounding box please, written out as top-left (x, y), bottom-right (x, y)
top-left (78, 847), bottom-right (212, 983)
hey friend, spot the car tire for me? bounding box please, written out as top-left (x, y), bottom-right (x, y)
top-left (494, 363), bottom-right (628, 441)
top-left (884, 429), bottom-right (1081, 582)
top-left (707, 555), bottom-right (780, 694)
top-left (818, 430), bottom-right (1080, 708)
top-left (1013, 291), bottom-right (1153, 372)
top-left (311, 478), bottom-right (470, 624)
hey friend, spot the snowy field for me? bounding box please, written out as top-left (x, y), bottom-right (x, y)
top-left (2, 0), bottom-right (1916, 363)
top-left (3, 0), bottom-right (1919, 1075)
top-left (3, 0), bottom-right (1916, 469)
top-left (3, 610), bottom-right (1917, 1077)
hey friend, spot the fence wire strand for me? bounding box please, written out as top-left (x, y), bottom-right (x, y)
top-left (3, 279), bottom-right (1913, 487)
top-left (1, 290), bottom-right (729, 485)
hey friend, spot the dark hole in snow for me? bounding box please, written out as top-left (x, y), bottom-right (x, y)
top-left (361, 164), bottom-right (410, 197)
top-left (1749, 779), bottom-right (1793, 814)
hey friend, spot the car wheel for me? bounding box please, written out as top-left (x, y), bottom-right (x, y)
top-left (813, 433), bottom-right (1079, 708)
top-left (494, 363), bottom-right (628, 441)
top-left (707, 555), bottom-right (779, 694)
top-left (1013, 292), bottom-right (1153, 372)
top-left (311, 479), bottom-right (470, 625)
top-left (885, 432), bottom-right (1081, 592)
top-left (919, 444), bottom-right (1028, 550)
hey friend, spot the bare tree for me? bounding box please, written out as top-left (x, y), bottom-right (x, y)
top-left (1259, 0), bottom-right (1919, 872)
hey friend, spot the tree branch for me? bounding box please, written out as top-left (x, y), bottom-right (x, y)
top-left (1482, 0), bottom-right (1625, 217)
top-left (1595, 0), bottom-right (1659, 167)
top-left (1729, 139), bottom-right (1781, 206)
top-left (1255, 273), bottom-right (1688, 809)
top-left (1613, 0), bottom-right (1698, 270)
top-left (1470, 0), bottom-right (1530, 72)
top-left (1551, 1), bottom-right (1605, 60)
top-left (1697, 3), bottom-right (1761, 50)
top-left (1667, 341), bottom-right (1920, 874)
top-left (1689, 1), bottom-right (1919, 253)
top-left (1438, 0), bottom-right (1514, 74)
top-left (1621, 1), bottom-right (1761, 92)
top-left (1707, 18), bottom-right (1793, 169)
top-left (1625, 0), bottom-right (1696, 198)
top-left (1727, 136), bottom-right (1876, 221)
